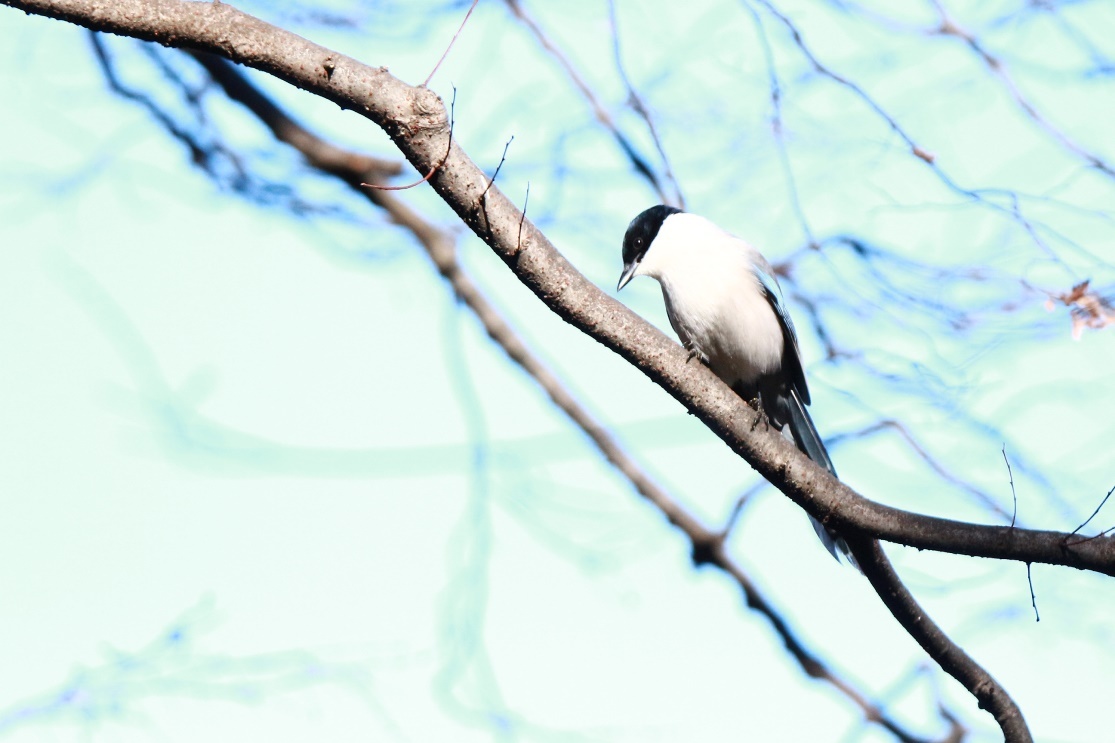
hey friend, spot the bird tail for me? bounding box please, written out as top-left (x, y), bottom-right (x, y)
top-left (785, 388), bottom-right (836, 478)
top-left (785, 390), bottom-right (858, 568)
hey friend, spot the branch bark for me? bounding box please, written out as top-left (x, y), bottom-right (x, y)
top-left (846, 537), bottom-right (1031, 742)
top-left (10, 0), bottom-right (1090, 575)
top-left (181, 48), bottom-right (952, 743)
top-left (4, 1), bottom-right (1110, 739)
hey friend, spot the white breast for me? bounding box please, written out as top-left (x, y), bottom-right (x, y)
top-left (635, 214), bottom-right (784, 386)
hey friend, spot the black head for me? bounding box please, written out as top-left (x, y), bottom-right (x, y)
top-left (618, 205), bottom-right (682, 290)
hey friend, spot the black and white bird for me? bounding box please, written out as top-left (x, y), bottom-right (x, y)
top-left (617, 205), bottom-right (847, 562)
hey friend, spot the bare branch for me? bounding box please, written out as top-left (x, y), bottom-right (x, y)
top-left (1072, 483), bottom-right (1115, 536)
top-left (847, 536), bottom-right (1032, 743)
top-left (830, 419), bottom-right (1014, 523)
top-left (605, 0), bottom-right (685, 208)
top-left (503, 0), bottom-right (676, 206)
top-left (930, 0), bottom-right (1115, 180)
top-left (423, 0), bottom-right (479, 87)
top-left (185, 49), bottom-right (401, 185)
top-left (182, 48), bottom-right (938, 742)
top-left (8, 0), bottom-right (1110, 577)
top-left (740, 1), bottom-right (818, 248)
top-left (739, 0), bottom-right (1070, 263)
top-left (1026, 563), bottom-right (1040, 623)
top-left (8, 2), bottom-right (1115, 736)
top-left (1003, 446), bottom-right (1018, 528)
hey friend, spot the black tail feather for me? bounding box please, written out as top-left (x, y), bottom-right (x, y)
top-left (784, 389), bottom-right (857, 568)
top-left (785, 388), bottom-right (836, 477)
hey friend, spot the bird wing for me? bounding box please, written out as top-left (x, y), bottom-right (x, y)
top-left (753, 264), bottom-right (811, 405)
top-left (754, 260), bottom-right (853, 567)
top-left (660, 285), bottom-right (701, 361)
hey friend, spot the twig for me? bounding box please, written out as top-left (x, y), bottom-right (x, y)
top-left (504, 0), bottom-right (675, 206)
top-left (605, 0), bottom-right (685, 208)
top-left (186, 50), bottom-right (402, 183)
top-left (828, 419), bottom-right (1014, 523)
top-left (362, 165), bottom-right (441, 191)
top-left (720, 487), bottom-right (760, 538)
top-left (480, 136), bottom-right (514, 202)
top-left (423, 0), bottom-right (480, 87)
top-left (517, 181), bottom-right (530, 251)
top-left (929, 0), bottom-right (1115, 180)
top-left (1026, 563), bottom-right (1039, 623)
top-left (741, 2), bottom-right (817, 248)
top-left (1003, 445), bottom-right (1017, 528)
top-left (740, 0), bottom-right (1067, 264)
top-left (1071, 483), bottom-right (1115, 536)
top-left (90, 36), bottom-right (243, 182)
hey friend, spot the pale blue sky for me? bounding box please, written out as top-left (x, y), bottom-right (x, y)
top-left (2, 2), bottom-right (1114, 742)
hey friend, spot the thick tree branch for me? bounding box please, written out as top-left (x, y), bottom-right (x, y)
top-left (5, 0), bottom-right (1111, 574)
top-left (846, 537), bottom-right (1031, 742)
top-left (5, 2), bottom-right (1111, 736)
top-left (180, 49), bottom-right (947, 742)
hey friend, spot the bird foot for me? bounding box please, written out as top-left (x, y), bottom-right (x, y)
top-left (749, 402), bottom-right (769, 432)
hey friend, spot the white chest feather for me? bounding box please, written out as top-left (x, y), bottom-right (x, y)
top-left (635, 215), bottom-right (785, 386)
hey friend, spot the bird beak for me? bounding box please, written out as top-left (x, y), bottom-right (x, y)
top-left (617, 261), bottom-right (638, 291)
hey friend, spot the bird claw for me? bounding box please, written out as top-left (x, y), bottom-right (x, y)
top-left (749, 400), bottom-right (769, 432)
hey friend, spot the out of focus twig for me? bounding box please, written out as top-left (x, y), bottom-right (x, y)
top-left (504, 0), bottom-right (678, 207)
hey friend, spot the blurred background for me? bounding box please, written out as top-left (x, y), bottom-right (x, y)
top-left (2, 1), bottom-right (1114, 741)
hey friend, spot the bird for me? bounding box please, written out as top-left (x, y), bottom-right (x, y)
top-left (617, 204), bottom-right (849, 563)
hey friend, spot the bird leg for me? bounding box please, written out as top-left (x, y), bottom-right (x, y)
top-left (749, 404), bottom-right (770, 432)
top-left (730, 382), bottom-right (768, 431)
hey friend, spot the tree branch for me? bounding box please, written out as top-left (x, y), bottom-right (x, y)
top-left (503, 0), bottom-right (676, 206)
top-left (182, 48), bottom-right (942, 743)
top-left (847, 536), bottom-right (1031, 742)
top-left (4, 0), bottom-right (1110, 573)
top-left (6, 1), bottom-right (1113, 737)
